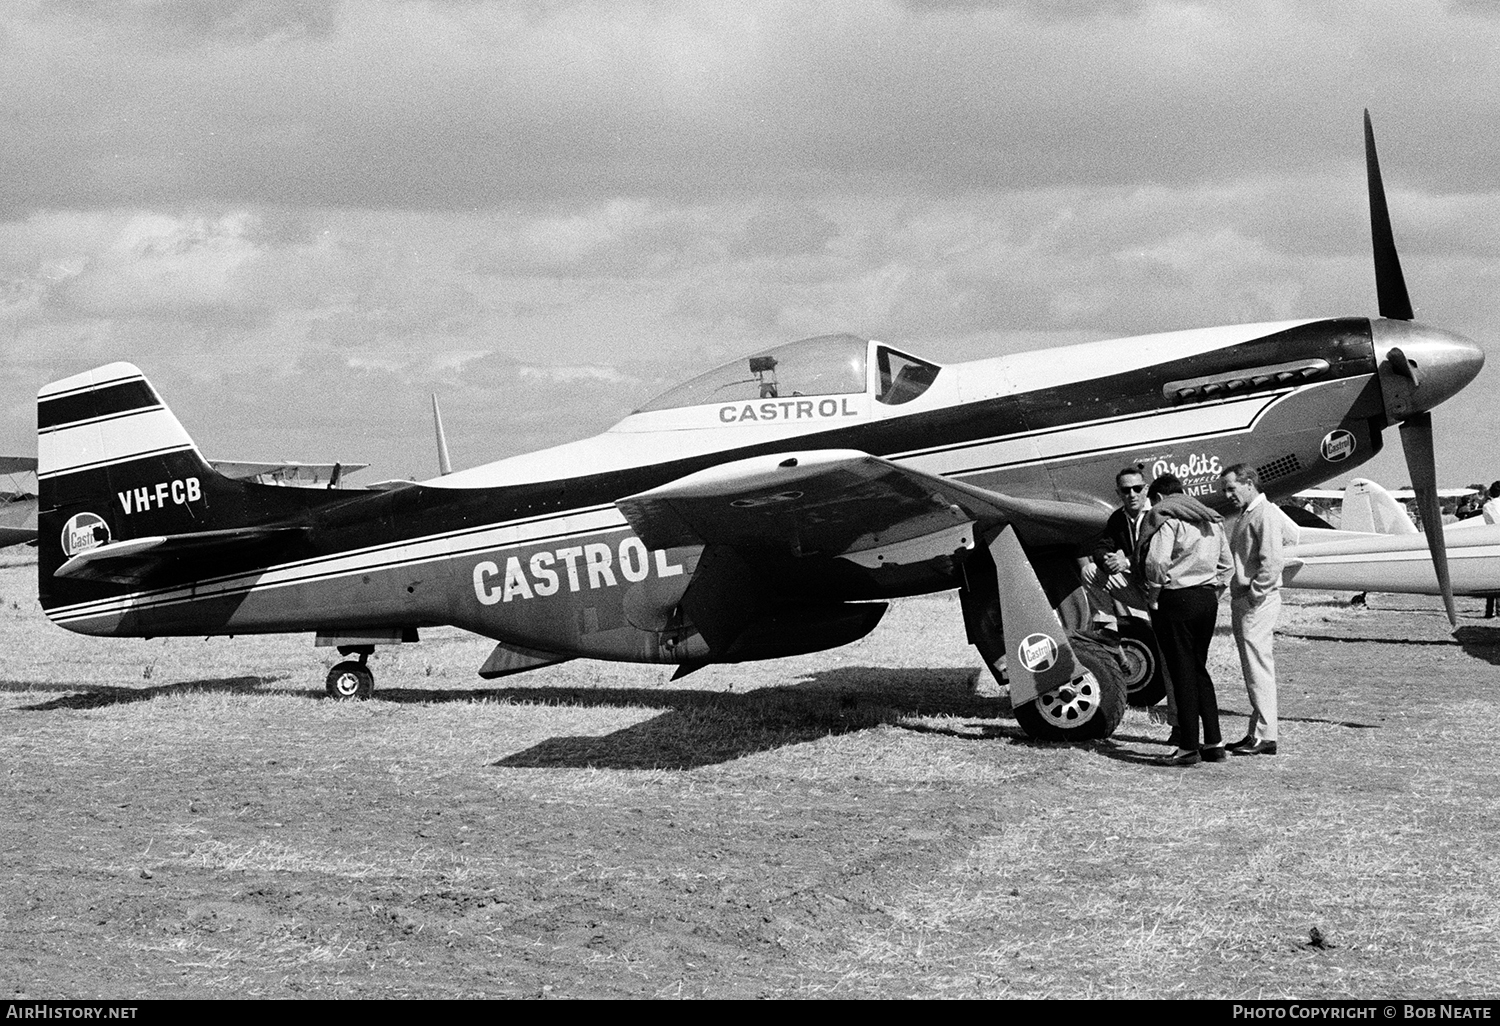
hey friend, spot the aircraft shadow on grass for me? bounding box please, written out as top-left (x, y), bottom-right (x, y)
top-left (3, 675), bottom-right (285, 711)
top-left (483, 666), bottom-right (1010, 771)
top-left (3, 665), bottom-right (1013, 769)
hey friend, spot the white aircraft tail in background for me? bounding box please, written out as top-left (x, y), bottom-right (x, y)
top-left (1286, 479), bottom-right (1500, 600)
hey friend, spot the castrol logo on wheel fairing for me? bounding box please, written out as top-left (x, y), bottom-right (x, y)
top-left (61, 512), bottom-right (111, 557)
top-left (1017, 632), bottom-right (1059, 673)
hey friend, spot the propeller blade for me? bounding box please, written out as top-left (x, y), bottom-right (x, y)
top-left (1399, 412), bottom-right (1457, 625)
top-left (1365, 110), bottom-right (1414, 321)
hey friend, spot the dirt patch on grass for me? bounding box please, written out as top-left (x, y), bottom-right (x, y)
top-left (1, 553), bottom-right (1496, 998)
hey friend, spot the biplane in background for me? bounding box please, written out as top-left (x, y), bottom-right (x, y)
top-left (0, 456), bottom-right (38, 548)
top-left (30, 114), bottom-right (1487, 742)
top-left (0, 456), bottom-right (375, 550)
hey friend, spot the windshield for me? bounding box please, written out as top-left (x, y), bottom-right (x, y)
top-left (875, 346), bottom-right (941, 405)
top-left (638, 333), bottom-right (869, 412)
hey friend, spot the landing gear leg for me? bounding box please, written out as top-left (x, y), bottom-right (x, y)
top-left (326, 645), bottom-right (375, 700)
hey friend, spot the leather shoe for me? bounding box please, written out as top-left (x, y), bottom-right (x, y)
top-left (1231, 739), bottom-right (1277, 756)
top-left (1200, 745), bottom-right (1227, 763)
top-left (1159, 748), bottom-right (1201, 766)
top-left (1225, 735), bottom-right (1256, 751)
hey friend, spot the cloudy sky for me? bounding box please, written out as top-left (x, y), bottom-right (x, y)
top-left (3, 0), bottom-right (1499, 485)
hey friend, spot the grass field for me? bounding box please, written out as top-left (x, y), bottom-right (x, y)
top-left (2, 547), bottom-right (1498, 999)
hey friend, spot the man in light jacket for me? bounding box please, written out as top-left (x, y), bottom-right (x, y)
top-left (1220, 463), bottom-right (1295, 756)
top-left (1140, 474), bottom-right (1232, 766)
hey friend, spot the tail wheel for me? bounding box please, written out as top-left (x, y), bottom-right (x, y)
top-left (1118, 620), bottom-right (1167, 708)
top-left (1013, 638), bottom-right (1128, 742)
top-left (325, 661), bottom-right (374, 700)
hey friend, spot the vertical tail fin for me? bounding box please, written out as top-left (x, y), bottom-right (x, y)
top-left (36, 363), bottom-right (350, 624)
top-left (38, 362), bottom-right (216, 532)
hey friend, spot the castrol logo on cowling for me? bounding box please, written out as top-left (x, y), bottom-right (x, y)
top-left (61, 512), bottom-right (111, 557)
top-left (1017, 632), bottom-right (1059, 674)
top-left (1321, 429), bottom-right (1356, 463)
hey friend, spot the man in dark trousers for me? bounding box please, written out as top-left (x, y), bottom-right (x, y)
top-left (1140, 474), bottom-right (1231, 766)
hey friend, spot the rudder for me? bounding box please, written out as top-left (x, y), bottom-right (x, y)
top-left (39, 363), bottom-right (221, 549)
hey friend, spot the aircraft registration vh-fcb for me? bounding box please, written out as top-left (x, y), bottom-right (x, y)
top-left (32, 115), bottom-right (1486, 742)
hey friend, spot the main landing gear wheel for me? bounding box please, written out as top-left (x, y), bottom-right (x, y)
top-left (1118, 620), bottom-right (1167, 708)
top-left (1013, 639), bottom-right (1128, 742)
top-left (326, 660), bottom-right (374, 700)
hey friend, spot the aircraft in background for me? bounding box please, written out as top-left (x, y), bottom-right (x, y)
top-left (207, 460), bottom-right (370, 489)
top-left (0, 456), bottom-right (373, 550)
top-left (30, 114), bottom-right (1486, 742)
top-left (1286, 479), bottom-right (1500, 599)
top-left (0, 456), bottom-right (38, 548)
top-left (1292, 482), bottom-right (1477, 533)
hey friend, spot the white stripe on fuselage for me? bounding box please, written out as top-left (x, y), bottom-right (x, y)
top-left (45, 503), bottom-right (629, 625)
top-left (906, 390), bottom-right (1292, 477)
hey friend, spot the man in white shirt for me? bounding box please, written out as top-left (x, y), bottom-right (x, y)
top-left (1221, 464), bottom-right (1295, 756)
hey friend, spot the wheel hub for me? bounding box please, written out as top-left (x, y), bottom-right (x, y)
top-left (1035, 671), bottom-right (1100, 727)
top-left (1117, 637), bottom-right (1155, 694)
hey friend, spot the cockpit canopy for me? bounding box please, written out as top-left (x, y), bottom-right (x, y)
top-left (637, 333), bottom-right (940, 413)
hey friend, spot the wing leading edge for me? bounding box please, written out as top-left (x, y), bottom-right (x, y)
top-left (615, 449), bottom-right (1110, 557)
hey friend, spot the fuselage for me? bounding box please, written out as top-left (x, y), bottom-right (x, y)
top-left (40, 317), bottom-right (1415, 661)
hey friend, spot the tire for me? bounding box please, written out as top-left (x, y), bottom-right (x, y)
top-left (325, 660), bottom-right (374, 700)
top-left (1118, 619), bottom-right (1167, 708)
top-left (1013, 633), bottom-right (1128, 742)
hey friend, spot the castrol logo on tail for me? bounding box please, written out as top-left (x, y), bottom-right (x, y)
top-left (1017, 632), bottom-right (1059, 673)
top-left (61, 512), bottom-right (111, 557)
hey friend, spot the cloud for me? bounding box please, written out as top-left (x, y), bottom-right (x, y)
top-left (5, 0), bottom-right (1500, 215)
top-left (1, 1), bottom-right (1498, 480)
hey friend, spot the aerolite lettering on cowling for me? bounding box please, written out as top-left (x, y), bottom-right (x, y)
top-left (473, 537), bottom-right (686, 605)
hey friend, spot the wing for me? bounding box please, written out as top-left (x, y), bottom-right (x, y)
top-left (615, 449), bottom-right (1112, 699)
top-left (55, 526), bottom-right (309, 584)
top-left (616, 448), bottom-right (1109, 557)
top-left (0, 455), bottom-right (37, 475)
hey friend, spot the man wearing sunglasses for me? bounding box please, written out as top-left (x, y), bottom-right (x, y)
top-left (1085, 466), bottom-right (1181, 741)
top-left (1087, 467), bottom-right (1151, 591)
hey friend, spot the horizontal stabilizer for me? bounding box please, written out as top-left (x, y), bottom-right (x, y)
top-left (55, 525), bottom-right (308, 584)
top-left (478, 641), bottom-right (572, 679)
